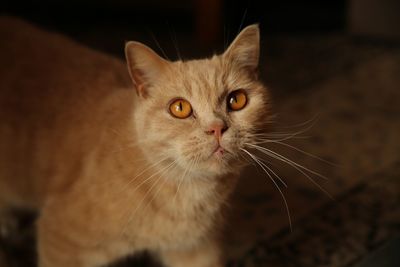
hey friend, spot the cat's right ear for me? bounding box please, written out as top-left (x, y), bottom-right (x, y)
top-left (125, 41), bottom-right (170, 98)
top-left (223, 24), bottom-right (260, 74)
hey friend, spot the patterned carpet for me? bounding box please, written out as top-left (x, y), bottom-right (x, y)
top-left (0, 18), bottom-right (399, 266)
top-left (228, 163), bottom-right (400, 267)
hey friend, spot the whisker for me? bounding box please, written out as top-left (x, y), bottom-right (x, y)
top-left (249, 114), bottom-right (320, 144)
top-left (237, 8), bottom-right (248, 36)
top-left (256, 158), bottom-right (288, 188)
top-left (242, 147), bottom-right (287, 188)
top-left (111, 140), bottom-right (153, 153)
top-left (247, 143), bottom-right (334, 199)
top-left (247, 143), bottom-right (329, 181)
top-left (249, 130), bottom-right (314, 145)
top-left (241, 148), bottom-right (292, 231)
top-left (121, 160), bottom-right (178, 236)
top-left (258, 121), bottom-right (317, 141)
top-left (172, 156), bottom-right (196, 205)
top-left (223, 22), bottom-right (227, 50)
top-left (263, 140), bottom-right (338, 166)
top-left (167, 21), bottom-right (182, 60)
top-left (142, 159), bottom-right (187, 215)
top-left (148, 30), bottom-right (170, 60)
top-left (117, 156), bottom-right (170, 194)
top-left (253, 135), bottom-right (311, 143)
top-left (93, 154), bottom-right (169, 190)
top-left (274, 113), bottom-right (320, 130)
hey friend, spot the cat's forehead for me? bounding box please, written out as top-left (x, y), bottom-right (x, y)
top-left (168, 56), bottom-right (231, 99)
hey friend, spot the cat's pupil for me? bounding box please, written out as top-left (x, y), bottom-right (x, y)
top-left (179, 101), bottom-right (183, 111)
top-left (231, 95), bottom-right (237, 104)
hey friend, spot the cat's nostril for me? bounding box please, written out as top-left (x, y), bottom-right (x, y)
top-left (205, 129), bottom-right (214, 135)
top-left (205, 123), bottom-right (229, 137)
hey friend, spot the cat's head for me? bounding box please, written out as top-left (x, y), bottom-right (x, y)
top-left (125, 25), bottom-right (269, 177)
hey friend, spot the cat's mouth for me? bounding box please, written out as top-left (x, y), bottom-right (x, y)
top-left (210, 143), bottom-right (236, 161)
top-left (212, 145), bottom-right (225, 158)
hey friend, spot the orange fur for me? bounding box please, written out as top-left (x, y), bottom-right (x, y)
top-left (0, 17), bottom-right (269, 267)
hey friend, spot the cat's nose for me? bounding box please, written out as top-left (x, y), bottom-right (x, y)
top-left (205, 122), bottom-right (228, 140)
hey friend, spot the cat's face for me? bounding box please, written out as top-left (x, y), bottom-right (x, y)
top-left (126, 25), bottom-right (269, 177)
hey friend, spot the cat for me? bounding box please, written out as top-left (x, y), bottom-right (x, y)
top-left (0, 16), bottom-right (269, 267)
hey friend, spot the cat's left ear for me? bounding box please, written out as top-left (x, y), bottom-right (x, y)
top-left (223, 24), bottom-right (260, 73)
top-left (125, 41), bottom-right (170, 98)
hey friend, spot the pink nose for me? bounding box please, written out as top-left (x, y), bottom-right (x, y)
top-left (205, 122), bottom-right (228, 139)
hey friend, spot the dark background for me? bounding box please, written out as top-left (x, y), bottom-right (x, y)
top-left (2, 0), bottom-right (348, 58)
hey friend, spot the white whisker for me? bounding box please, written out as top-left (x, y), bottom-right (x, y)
top-left (241, 148), bottom-right (292, 231)
top-left (263, 140), bottom-right (338, 166)
top-left (172, 156), bottom-right (197, 205)
top-left (246, 143), bottom-right (334, 200)
top-left (118, 156), bottom-right (170, 194)
top-left (121, 160), bottom-right (178, 236)
top-left (247, 143), bottom-right (329, 181)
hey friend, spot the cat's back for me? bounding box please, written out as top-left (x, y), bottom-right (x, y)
top-left (0, 16), bottom-right (130, 121)
top-left (0, 16), bottom-right (132, 207)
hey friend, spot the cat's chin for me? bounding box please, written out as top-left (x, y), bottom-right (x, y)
top-left (197, 151), bottom-right (242, 176)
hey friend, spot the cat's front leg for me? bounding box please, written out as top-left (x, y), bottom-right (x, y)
top-left (159, 240), bottom-right (224, 267)
top-left (37, 209), bottom-right (110, 267)
top-left (37, 223), bottom-right (94, 267)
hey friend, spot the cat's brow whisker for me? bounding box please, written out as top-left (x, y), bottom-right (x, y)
top-left (167, 22), bottom-right (181, 60)
top-left (223, 23), bottom-right (227, 50)
top-left (148, 30), bottom-right (170, 61)
top-left (241, 148), bottom-right (292, 231)
top-left (237, 8), bottom-right (248, 36)
top-left (246, 143), bottom-right (334, 200)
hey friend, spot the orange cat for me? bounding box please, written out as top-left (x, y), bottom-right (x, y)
top-left (0, 17), bottom-right (269, 267)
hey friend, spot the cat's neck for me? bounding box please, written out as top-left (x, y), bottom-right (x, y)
top-left (133, 160), bottom-right (237, 215)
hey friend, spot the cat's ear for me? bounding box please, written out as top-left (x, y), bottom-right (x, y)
top-left (125, 41), bottom-right (169, 98)
top-left (223, 24), bottom-right (260, 72)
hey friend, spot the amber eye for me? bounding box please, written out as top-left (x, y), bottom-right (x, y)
top-left (169, 98), bottom-right (192, 119)
top-left (227, 90), bottom-right (247, 111)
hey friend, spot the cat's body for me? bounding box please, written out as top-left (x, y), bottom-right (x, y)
top-left (0, 17), bottom-right (268, 267)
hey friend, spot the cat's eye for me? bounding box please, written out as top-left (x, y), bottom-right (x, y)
top-left (169, 98), bottom-right (192, 119)
top-left (227, 90), bottom-right (247, 111)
